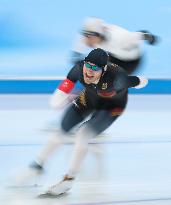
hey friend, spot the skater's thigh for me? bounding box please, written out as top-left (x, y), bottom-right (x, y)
top-left (61, 103), bottom-right (92, 132)
top-left (86, 108), bottom-right (124, 135)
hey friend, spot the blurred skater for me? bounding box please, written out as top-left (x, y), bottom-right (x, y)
top-left (16, 48), bottom-right (148, 196)
top-left (71, 17), bottom-right (158, 74)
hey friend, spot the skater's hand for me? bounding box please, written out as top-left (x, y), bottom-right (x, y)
top-left (68, 93), bottom-right (79, 102)
top-left (144, 33), bottom-right (158, 45)
top-left (50, 92), bottom-right (79, 109)
top-left (139, 30), bottom-right (159, 45)
top-left (135, 76), bottom-right (148, 89)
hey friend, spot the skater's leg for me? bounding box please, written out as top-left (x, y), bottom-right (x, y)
top-left (14, 104), bottom-right (90, 185)
top-left (45, 108), bottom-right (124, 195)
top-left (34, 103), bottom-right (90, 167)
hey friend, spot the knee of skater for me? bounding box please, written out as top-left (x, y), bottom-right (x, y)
top-left (61, 121), bottom-right (72, 133)
top-left (61, 124), bottom-right (70, 134)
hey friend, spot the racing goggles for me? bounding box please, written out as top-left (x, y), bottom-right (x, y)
top-left (81, 30), bottom-right (101, 37)
top-left (84, 62), bottom-right (103, 71)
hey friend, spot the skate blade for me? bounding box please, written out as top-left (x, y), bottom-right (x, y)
top-left (38, 191), bottom-right (67, 198)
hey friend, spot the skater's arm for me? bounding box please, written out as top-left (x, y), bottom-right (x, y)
top-left (50, 64), bottom-right (81, 109)
top-left (128, 76), bottom-right (148, 89)
top-left (112, 73), bottom-right (148, 93)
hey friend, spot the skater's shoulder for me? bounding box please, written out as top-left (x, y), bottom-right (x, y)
top-left (106, 63), bottom-right (126, 75)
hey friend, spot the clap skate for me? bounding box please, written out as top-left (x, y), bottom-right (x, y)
top-left (10, 161), bottom-right (44, 187)
top-left (40, 175), bottom-right (74, 196)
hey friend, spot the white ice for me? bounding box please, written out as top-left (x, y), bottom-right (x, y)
top-left (0, 94), bottom-right (171, 205)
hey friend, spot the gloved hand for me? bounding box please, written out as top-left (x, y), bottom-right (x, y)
top-left (134, 76), bottom-right (148, 89)
top-left (139, 30), bottom-right (159, 45)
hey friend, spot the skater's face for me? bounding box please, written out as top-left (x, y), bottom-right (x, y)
top-left (83, 35), bottom-right (102, 47)
top-left (83, 62), bottom-right (103, 84)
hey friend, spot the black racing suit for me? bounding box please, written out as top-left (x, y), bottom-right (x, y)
top-left (61, 61), bottom-right (140, 135)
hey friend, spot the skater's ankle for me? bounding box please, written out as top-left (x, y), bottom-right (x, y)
top-left (29, 161), bottom-right (44, 171)
top-left (63, 174), bottom-right (75, 181)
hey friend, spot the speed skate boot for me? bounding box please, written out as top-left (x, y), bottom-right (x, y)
top-left (12, 161), bottom-right (44, 187)
top-left (43, 175), bottom-right (74, 196)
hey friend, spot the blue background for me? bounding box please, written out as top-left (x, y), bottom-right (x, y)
top-left (0, 0), bottom-right (170, 93)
